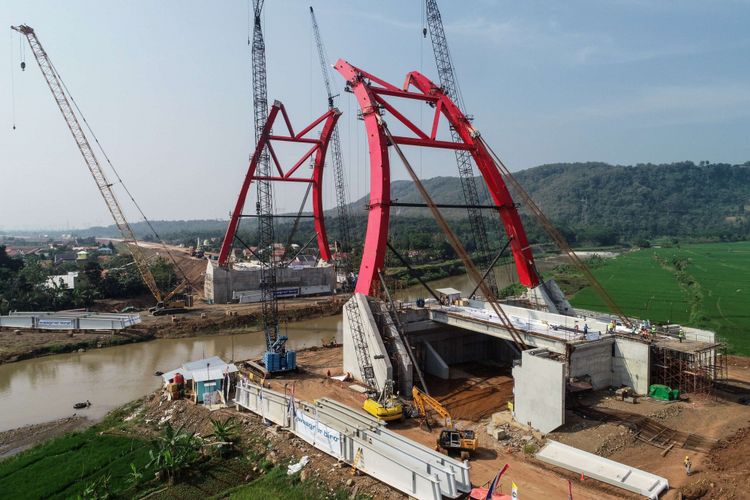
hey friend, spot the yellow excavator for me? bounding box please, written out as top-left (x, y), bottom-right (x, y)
top-left (412, 387), bottom-right (477, 460)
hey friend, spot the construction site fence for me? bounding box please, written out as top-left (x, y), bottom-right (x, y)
top-left (234, 380), bottom-right (470, 500)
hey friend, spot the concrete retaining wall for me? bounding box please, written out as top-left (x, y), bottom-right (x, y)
top-left (569, 339), bottom-right (614, 390)
top-left (423, 340), bottom-right (450, 379)
top-left (613, 337), bottom-right (650, 395)
top-left (342, 294), bottom-right (393, 391)
top-left (205, 261), bottom-right (335, 303)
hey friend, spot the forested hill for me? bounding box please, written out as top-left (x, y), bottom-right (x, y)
top-left (9, 161), bottom-right (750, 247)
top-left (352, 161), bottom-right (750, 245)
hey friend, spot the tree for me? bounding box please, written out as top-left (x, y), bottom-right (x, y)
top-left (82, 262), bottom-right (103, 293)
top-left (207, 417), bottom-right (240, 457)
top-left (146, 424), bottom-right (203, 484)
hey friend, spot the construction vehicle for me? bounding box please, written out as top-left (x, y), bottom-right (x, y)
top-left (437, 428), bottom-right (478, 461)
top-left (412, 386), bottom-right (452, 428)
top-left (249, 1), bottom-right (295, 373)
top-left (362, 379), bottom-right (403, 422)
top-left (412, 387), bottom-right (477, 460)
top-left (12, 24), bottom-right (193, 316)
top-left (345, 299), bottom-right (403, 421)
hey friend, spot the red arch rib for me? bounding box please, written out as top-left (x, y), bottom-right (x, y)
top-left (334, 60), bottom-right (539, 296)
top-left (218, 102), bottom-right (339, 266)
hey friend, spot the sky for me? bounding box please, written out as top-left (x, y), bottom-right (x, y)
top-left (1, 0), bottom-right (749, 230)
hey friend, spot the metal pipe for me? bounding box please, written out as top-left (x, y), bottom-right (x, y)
top-left (386, 241), bottom-right (441, 302)
top-left (469, 237), bottom-right (513, 299)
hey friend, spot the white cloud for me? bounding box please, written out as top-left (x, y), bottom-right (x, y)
top-left (571, 82), bottom-right (750, 126)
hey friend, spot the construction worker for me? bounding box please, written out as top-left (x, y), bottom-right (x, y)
top-left (684, 455), bottom-right (692, 476)
top-left (678, 329), bottom-right (685, 343)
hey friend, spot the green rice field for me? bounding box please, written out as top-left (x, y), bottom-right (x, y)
top-left (571, 241), bottom-right (750, 355)
top-left (0, 428), bottom-right (150, 499)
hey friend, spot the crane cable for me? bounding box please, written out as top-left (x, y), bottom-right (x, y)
top-left (382, 123), bottom-right (528, 352)
top-left (479, 136), bottom-right (631, 327)
top-left (48, 58), bottom-right (194, 290)
top-left (9, 30), bottom-right (17, 130)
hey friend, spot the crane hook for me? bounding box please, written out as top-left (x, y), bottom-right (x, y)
top-left (20, 61), bottom-right (26, 71)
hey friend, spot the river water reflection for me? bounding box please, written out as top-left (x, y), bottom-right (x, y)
top-left (0, 266), bottom-right (555, 432)
top-left (0, 315), bottom-right (342, 432)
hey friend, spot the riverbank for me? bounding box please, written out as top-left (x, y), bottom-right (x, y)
top-left (0, 390), bottom-right (394, 499)
top-left (0, 295), bottom-right (345, 365)
top-left (0, 329), bottom-right (153, 365)
top-left (0, 416), bottom-right (90, 460)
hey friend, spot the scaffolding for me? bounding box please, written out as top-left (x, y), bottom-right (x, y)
top-left (651, 340), bottom-right (728, 395)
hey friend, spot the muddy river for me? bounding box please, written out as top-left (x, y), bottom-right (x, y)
top-left (0, 264), bottom-right (560, 432)
top-left (0, 315), bottom-right (342, 432)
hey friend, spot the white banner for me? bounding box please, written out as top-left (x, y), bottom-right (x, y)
top-left (38, 318), bottom-right (75, 329)
top-left (294, 410), bottom-right (342, 459)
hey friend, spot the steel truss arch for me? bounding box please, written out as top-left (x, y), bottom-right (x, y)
top-left (218, 100), bottom-right (341, 266)
top-left (334, 60), bottom-right (540, 296)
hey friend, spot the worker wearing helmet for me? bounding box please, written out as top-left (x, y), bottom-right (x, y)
top-left (684, 455), bottom-right (692, 476)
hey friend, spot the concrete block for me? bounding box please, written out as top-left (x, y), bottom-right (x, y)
top-left (512, 348), bottom-right (566, 433)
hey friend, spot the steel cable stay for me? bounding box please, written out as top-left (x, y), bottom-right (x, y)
top-left (478, 136), bottom-right (631, 327)
top-left (381, 122), bottom-right (528, 353)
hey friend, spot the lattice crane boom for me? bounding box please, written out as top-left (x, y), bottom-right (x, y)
top-left (309, 6), bottom-right (353, 272)
top-left (424, 0), bottom-right (499, 293)
top-left (11, 24), bottom-right (164, 303)
top-left (250, 0), bottom-right (282, 355)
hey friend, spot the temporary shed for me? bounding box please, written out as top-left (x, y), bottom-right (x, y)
top-left (436, 287), bottom-right (462, 305)
top-left (162, 356), bottom-right (239, 404)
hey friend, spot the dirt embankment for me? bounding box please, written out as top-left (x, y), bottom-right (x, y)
top-left (0, 416), bottom-right (89, 460)
top-left (129, 390), bottom-right (402, 499)
top-left (140, 297), bottom-right (345, 339)
top-left (0, 296), bottom-right (345, 365)
top-left (0, 329), bottom-right (153, 365)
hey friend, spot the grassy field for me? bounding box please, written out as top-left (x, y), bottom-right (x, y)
top-left (0, 427), bottom-right (150, 499)
top-left (571, 241), bottom-right (750, 354)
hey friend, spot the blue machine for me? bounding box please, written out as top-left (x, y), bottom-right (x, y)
top-left (263, 335), bottom-right (297, 373)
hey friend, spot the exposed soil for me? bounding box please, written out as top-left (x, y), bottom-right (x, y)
top-left (264, 347), bottom-right (624, 499)
top-left (0, 416), bottom-right (89, 459)
top-left (273, 347), bottom-right (750, 499)
top-left (0, 328), bottom-right (152, 364)
top-left (425, 362), bottom-right (514, 421)
top-left (139, 296), bottom-right (345, 339)
top-left (130, 391), bottom-right (401, 499)
top-left (0, 296), bottom-right (345, 365)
